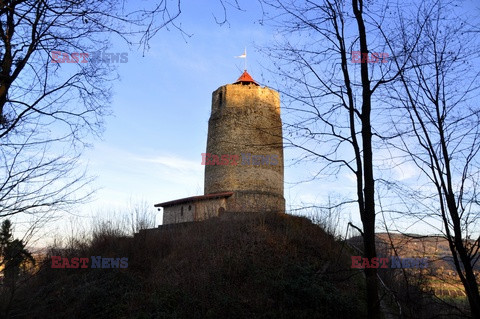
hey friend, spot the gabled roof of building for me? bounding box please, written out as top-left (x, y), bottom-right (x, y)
top-left (154, 192), bottom-right (234, 208)
top-left (234, 70), bottom-right (259, 86)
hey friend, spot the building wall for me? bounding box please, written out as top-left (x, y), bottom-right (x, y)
top-left (226, 191), bottom-right (285, 213)
top-left (162, 198), bottom-right (229, 225)
top-left (194, 197), bottom-right (228, 221)
top-left (162, 203), bottom-right (195, 225)
top-left (204, 83), bottom-right (285, 213)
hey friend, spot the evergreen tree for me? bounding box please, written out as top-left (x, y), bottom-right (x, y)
top-left (0, 220), bottom-right (34, 289)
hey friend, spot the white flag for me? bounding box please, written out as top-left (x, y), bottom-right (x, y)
top-left (235, 48), bottom-right (246, 58)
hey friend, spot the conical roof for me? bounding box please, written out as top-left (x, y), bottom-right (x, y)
top-left (233, 70), bottom-right (259, 86)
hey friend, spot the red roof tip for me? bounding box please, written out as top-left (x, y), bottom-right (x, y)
top-left (234, 70), bottom-right (259, 86)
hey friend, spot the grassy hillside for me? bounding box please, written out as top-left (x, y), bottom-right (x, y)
top-left (4, 213), bottom-right (367, 318)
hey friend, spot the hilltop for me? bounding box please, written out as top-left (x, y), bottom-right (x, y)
top-left (6, 213), bottom-right (367, 318)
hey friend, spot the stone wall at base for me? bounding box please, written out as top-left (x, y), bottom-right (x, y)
top-left (226, 191), bottom-right (285, 214)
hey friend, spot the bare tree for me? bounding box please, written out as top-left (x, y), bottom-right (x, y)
top-left (0, 1), bottom-right (182, 222)
top-left (384, 1), bottom-right (480, 316)
top-left (128, 200), bottom-right (156, 234)
top-left (257, 0), bottom-right (416, 317)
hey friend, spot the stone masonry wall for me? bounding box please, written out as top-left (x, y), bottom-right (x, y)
top-left (204, 83), bottom-right (284, 214)
top-left (194, 197), bottom-right (228, 221)
top-left (226, 191), bottom-right (285, 213)
top-left (163, 203), bottom-right (195, 225)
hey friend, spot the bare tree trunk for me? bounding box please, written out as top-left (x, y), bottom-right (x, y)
top-left (352, 0), bottom-right (380, 317)
top-left (446, 195), bottom-right (480, 318)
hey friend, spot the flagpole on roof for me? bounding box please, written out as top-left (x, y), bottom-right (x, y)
top-left (244, 47), bottom-right (247, 71)
top-left (235, 48), bottom-right (247, 71)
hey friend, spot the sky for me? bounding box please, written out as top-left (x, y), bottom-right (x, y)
top-left (71, 0), bottom-right (356, 231)
top-left (79, 1), bottom-right (288, 222)
top-left (32, 0), bottom-right (480, 243)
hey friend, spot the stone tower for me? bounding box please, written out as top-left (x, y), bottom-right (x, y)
top-left (204, 71), bottom-right (285, 213)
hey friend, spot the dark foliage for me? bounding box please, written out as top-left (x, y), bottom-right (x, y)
top-left (4, 213), bottom-right (367, 318)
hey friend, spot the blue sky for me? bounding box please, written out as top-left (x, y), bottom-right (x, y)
top-left (75, 0), bottom-right (355, 230)
top-left (48, 0), bottom-right (479, 241)
top-left (79, 1), bottom-right (284, 221)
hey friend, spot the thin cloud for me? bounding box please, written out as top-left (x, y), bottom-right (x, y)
top-left (134, 154), bottom-right (202, 172)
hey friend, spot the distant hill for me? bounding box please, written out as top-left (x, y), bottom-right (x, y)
top-left (349, 232), bottom-right (480, 300)
top-left (348, 233), bottom-right (480, 270)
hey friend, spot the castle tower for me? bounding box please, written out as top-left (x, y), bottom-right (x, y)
top-left (204, 71), bottom-right (285, 213)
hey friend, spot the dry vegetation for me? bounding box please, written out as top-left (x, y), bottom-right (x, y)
top-left (349, 233), bottom-right (475, 318)
top-left (1, 213), bottom-right (367, 318)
